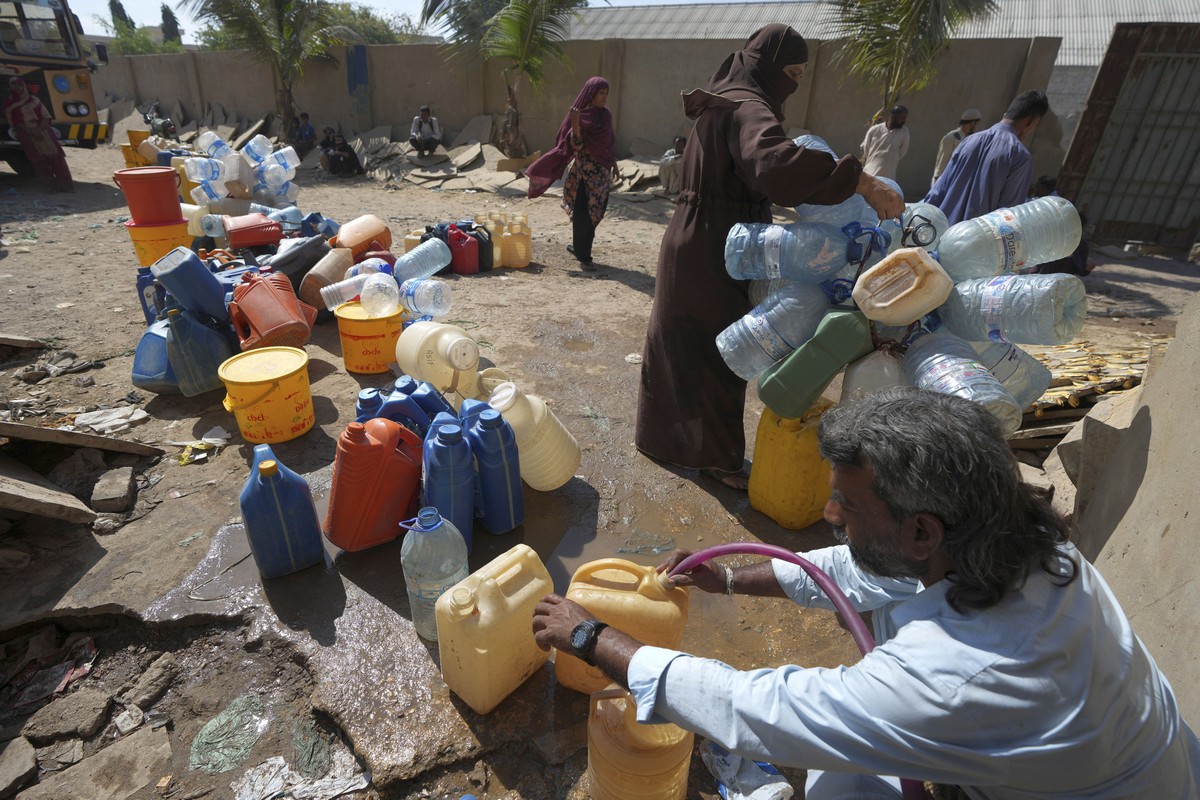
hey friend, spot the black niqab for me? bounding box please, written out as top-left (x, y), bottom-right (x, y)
top-left (704, 24), bottom-right (809, 120)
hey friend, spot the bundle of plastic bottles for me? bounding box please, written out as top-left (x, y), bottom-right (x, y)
top-left (717, 133), bottom-right (1087, 432)
top-left (189, 131), bottom-right (301, 211)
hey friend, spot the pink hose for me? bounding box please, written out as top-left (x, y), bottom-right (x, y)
top-left (668, 542), bottom-right (927, 800)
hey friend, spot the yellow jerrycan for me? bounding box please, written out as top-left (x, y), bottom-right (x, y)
top-left (435, 544), bottom-right (553, 714)
top-left (557, 559), bottom-right (689, 695)
top-left (588, 685), bottom-right (692, 800)
top-left (749, 400), bottom-right (833, 529)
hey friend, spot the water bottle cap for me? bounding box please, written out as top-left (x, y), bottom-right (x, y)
top-left (394, 376), bottom-right (417, 394)
top-left (437, 424), bottom-right (463, 443)
top-left (259, 460), bottom-right (278, 476)
top-left (478, 409), bottom-right (502, 428)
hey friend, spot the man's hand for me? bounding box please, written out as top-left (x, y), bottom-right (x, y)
top-left (532, 594), bottom-right (593, 653)
top-left (656, 549), bottom-right (725, 593)
top-left (858, 173), bottom-right (905, 220)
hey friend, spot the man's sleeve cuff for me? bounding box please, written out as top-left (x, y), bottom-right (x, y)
top-left (628, 646), bottom-right (686, 724)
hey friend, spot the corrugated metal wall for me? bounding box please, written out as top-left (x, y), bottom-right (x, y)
top-left (1060, 23), bottom-right (1200, 247)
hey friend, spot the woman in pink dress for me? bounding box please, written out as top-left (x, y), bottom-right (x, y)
top-left (4, 77), bottom-right (73, 192)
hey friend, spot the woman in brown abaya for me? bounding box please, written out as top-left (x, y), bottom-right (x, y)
top-left (634, 24), bottom-right (903, 490)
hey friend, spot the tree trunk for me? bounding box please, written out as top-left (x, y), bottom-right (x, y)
top-left (499, 71), bottom-right (526, 158)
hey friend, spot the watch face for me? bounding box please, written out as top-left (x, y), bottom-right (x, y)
top-left (570, 621), bottom-right (593, 654)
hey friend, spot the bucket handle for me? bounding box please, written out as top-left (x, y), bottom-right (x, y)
top-left (570, 558), bottom-right (653, 589)
top-left (223, 379), bottom-right (282, 413)
top-left (113, 168), bottom-right (181, 189)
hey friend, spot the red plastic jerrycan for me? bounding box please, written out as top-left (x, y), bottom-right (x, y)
top-left (448, 225), bottom-right (479, 275)
top-left (324, 419), bottom-right (423, 552)
top-left (228, 272), bottom-right (319, 351)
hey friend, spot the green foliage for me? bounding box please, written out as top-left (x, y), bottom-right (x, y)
top-left (161, 3), bottom-right (183, 42)
top-left (180, 0), bottom-right (351, 124)
top-left (827, 0), bottom-right (998, 116)
top-left (93, 15), bottom-right (185, 54)
top-left (481, 0), bottom-right (577, 88)
top-left (193, 23), bottom-right (239, 50)
top-left (108, 0), bottom-right (135, 30)
top-left (325, 3), bottom-right (423, 44)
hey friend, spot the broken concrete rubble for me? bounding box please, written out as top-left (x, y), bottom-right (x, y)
top-left (21, 688), bottom-right (111, 745)
top-left (89, 466), bottom-right (135, 513)
top-left (17, 725), bottom-right (171, 800)
top-left (119, 651), bottom-right (179, 709)
top-left (0, 736), bottom-right (36, 799)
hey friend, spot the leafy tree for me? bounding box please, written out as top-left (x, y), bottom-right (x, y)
top-left (180, 0), bottom-right (353, 129)
top-left (108, 0), bottom-right (136, 31)
top-left (423, 0), bottom-right (585, 156)
top-left (326, 3), bottom-right (423, 44)
top-left (193, 24), bottom-right (239, 50)
top-left (94, 16), bottom-right (184, 54)
top-left (161, 3), bottom-right (183, 42)
top-left (826, 0), bottom-right (998, 122)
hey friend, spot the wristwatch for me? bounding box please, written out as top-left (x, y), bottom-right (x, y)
top-left (569, 619), bottom-right (609, 666)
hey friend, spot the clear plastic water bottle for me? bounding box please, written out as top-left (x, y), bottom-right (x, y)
top-left (199, 214), bottom-right (225, 238)
top-left (724, 222), bottom-right (848, 282)
top-left (969, 341), bottom-right (1052, 410)
top-left (184, 157), bottom-right (227, 183)
top-left (792, 133), bottom-right (836, 158)
top-left (358, 273), bottom-right (401, 317)
top-left (276, 181), bottom-right (301, 203)
top-left (937, 273), bottom-right (1087, 346)
top-left (400, 506), bottom-right (469, 641)
top-left (190, 181), bottom-right (223, 206)
top-left (265, 146), bottom-right (300, 170)
top-left (400, 278), bottom-right (453, 317)
top-left (319, 272), bottom-right (372, 310)
top-left (241, 133), bottom-right (273, 163)
top-left (249, 201), bottom-right (276, 215)
top-left (748, 278), bottom-right (791, 307)
top-left (258, 162), bottom-right (294, 192)
top-left (197, 131), bottom-right (234, 160)
top-left (902, 331), bottom-right (1022, 434)
top-left (268, 206), bottom-right (303, 234)
top-left (716, 281), bottom-right (830, 381)
top-left (797, 193), bottom-right (878, 230)
top-left (345, 257), bottom-right (392, 280)
top-left (934, 196), bottom-right (1082, 282)
top-left (901, 202), bottom-right (949, 251)
top-left (392, 238), bottom-right (452, 283)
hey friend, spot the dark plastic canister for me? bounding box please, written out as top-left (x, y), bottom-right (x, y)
top-left (423, 423), bottom-right (476, 553)
top-left (467, 409), bottom-right (524, 534)
top-left (240, 444), bottom-right (325, 578)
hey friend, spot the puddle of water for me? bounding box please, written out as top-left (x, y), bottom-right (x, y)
top-left (562, 338), bottom-right (594, 352)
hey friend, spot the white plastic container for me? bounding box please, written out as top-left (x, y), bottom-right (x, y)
top-left (852, 247), bottom-right (954, 326)
top-left (487, 381), bottom-right (579, 492)
top-left (435, 544), bottom-right (552, 714)
top-left (395, 321), bottom-right (480, 394)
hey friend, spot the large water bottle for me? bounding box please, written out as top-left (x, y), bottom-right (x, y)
top-left (184, 157), bottom-right (227, 183)
top-left (274, 181), bottom-right (301, 203)
top-left (400, 278), bottom-right (452, 317)
top-left (724, 222), bottom-right (848, 282)
top-left (393, 238), bottom-right (453, 283)
top-left (935, 196), bottom-right (1083, 281)
top-left (969, 341), bottom-right (1052, 410)
top-left (196, 131), bottom-right (234, 160)
top-left (258, 163), bottom-right (294, 192)
top-left (715, 281), bottom-right (830, 381)
top-left (269, 206), bottom-right (303, 234)
top-left (199, 214), bottom-right (225, 238)
top-left (319, 272), bottom-right (372, 310)
top-left (241, 134), bottom-right (273, 163)
top-left (400, 506), bottom-right (469, 641)
top-left (358, 273), bottom-right (401, 317)
top-left (902, 331), bottom-right (1022, 434)
top-left (190, 181), bottom-right (223, 206)
top-left (265, 146), bottom-right (300, 171)
top-left (937, 273), bottom-right (1087, 345)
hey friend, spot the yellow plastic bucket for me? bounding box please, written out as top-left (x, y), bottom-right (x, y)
top-left (125, 220), bottom-right (191, 267)
top-left (217, 347), bottom-right (315, 444)
top-left (334, 301), bottom-right (405, 374)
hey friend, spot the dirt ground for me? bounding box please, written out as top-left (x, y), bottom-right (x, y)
top-left (2, 143), bottom-right (1198, 799)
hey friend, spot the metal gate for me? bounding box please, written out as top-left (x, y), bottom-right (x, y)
top-left (1059, 23), bottom-right (1200, 248)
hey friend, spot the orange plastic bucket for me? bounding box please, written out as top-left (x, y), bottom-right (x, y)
top-left (113, 166), bottom-right (182, 225)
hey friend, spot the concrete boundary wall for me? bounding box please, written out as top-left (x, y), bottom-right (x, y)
top-left (95, 37), bottom-right (1060, 199)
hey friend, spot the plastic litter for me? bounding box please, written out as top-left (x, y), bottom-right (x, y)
top-left (230, 742), bottom-right (369, 800)
top-left (189, 694), bottom-right (268, 774)
top-left (700, 739), bottom-right (794, 800)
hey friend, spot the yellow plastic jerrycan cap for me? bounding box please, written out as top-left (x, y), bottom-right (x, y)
top-left (447, 586), bottom-right (476, 618)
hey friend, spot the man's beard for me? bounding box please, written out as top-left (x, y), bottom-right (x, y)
top-left (833, 526), bottom-right (922, 580)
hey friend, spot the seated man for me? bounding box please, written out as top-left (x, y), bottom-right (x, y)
top-left (319, 130), bottom-right (363, 177)
top-left (658, 135), bottom-right (687, 195)
top-left (534, 386), bottom-right (1199, 798)
top-left (409, 105), bottom-right (441, 158)
top-left (292, 112), bottom-right (317, 158)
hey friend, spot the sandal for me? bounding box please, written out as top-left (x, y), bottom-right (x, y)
top-left (699, 467), bottom-right (750, 491)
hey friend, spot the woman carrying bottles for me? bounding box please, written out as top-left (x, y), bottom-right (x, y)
top-left (526, 76), bottom-right (619, 271)
top-left (634, 25), bottom-right (902, 490)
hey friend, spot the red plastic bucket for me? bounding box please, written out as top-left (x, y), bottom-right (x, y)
top-left (113, 167), bottom-right (182, 225)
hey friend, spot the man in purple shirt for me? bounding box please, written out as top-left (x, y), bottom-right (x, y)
top-left (923, 90), bottom-right (1049, 225)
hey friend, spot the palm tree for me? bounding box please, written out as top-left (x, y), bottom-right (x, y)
top-left (826, 0), bottom-right (998, 122)
top-left (422, 0), bottom-right (584, 157)
top-left (178, 0), bottom-right (350, 128)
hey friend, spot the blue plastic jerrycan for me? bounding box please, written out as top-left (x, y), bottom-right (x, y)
top-left (375, 388), bottom-right (431, 437)
top-left (354, 388), bottom-right (385, 423)
top-left (131, 317), bottom-right (182, 395)
top-left (458, 398), bottom-right (490, 433)
top-left (422, 422), bottom-right (476, 553)
top-left (240, 444), bottom-right (325, 578)
top-left (411, 380), bottom-right (454, 420)
top-left (135, 267), bottom-right (167, 326)
top-left (164, 308), bottom-right (234, 397)
top-left (467, 409), bottom-right (524, 534)
top-left (151, 246), bottom-right (230, 323)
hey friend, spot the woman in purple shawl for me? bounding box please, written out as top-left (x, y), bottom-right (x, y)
top-left (526, 76), bottom-right (618, 270)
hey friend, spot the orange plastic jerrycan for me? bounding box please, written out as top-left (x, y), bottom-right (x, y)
top-left (557, 559), bottom-right (689, 695)
top-left (749, 400), bottom-right (833, 530)
top-left (331, 214), bottom-right (392, 259)
top-left (435, 544), bottom-right (553, 714)
top-left (228, 272), bottom-right (318, 351)
top-left (324, 419), bottom-right (423, 551)
top-left (588, 685), bottom-right (692, 800)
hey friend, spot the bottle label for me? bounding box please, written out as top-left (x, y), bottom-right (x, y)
top-left (743, 313), bottom-right (792, 362)
top-left (979, 275), bottom-right (1015, 343)
top-left (977, 209), bottom-right (1026, 272)
top-left (761, 226), bottom-right (785, 279)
